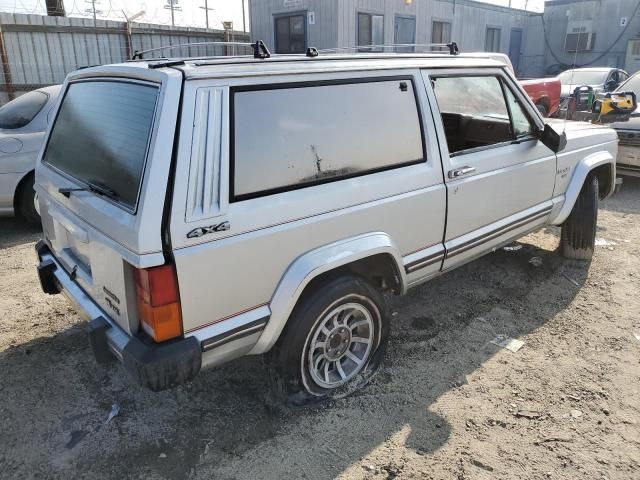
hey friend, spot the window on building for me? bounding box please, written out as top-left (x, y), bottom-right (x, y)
top-left (432, 75), bottom-right (517, 154)
top-left (232, 79), bottom-right (424, 200)
top-left (358, 13), bottom-right (384, 51)
top-left (485, 27), bottom-right (501, 52)
top-left (632, 40), bottom-right (640, 56)
top-left (275, 14), bottom-right (306, 54)
top-left (431, 21), bottom-right (451, 50)
top-left (565, 27), bottom-right (595, 52)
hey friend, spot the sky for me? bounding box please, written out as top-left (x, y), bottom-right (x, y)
top-left (0, 0), bottom-right (249, 30)
top-left (0, 0), bottom-right (544, 29)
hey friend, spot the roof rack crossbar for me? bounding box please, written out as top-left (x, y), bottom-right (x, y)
top-left (131, 40), bottom-right (271, 60)
top-left (315, 42), bottom-right (460, 55)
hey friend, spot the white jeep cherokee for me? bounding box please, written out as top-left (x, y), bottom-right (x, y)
top-left (34, 47), bottom-right (617, 402)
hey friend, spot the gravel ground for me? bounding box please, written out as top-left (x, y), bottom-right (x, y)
top-left (1, 177), bottom-right (639, 480)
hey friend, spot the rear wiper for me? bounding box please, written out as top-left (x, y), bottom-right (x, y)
top-left (59, 180), bottom-right (120, 201)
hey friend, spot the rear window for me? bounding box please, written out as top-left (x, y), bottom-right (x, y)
top-left (0, 90), bottom-right (48, 129)
top-left (43, 80), bottom-right (159, 212)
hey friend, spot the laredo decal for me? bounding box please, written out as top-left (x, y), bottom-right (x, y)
top-left (187, 221), bottom-right (231, 239)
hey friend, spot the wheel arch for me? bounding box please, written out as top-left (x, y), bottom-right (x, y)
top-left (249, 232), bottom-right (406, 354)
top-left (551, 151), bottom-right (615, 225)
top-left (12, 169), bottom-right (35, 213)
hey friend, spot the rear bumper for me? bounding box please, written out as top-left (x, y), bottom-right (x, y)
top-left (35, 240), bottom-right (201, 391)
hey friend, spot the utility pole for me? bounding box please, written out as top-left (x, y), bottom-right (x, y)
top-left (242, 0), bottom-right (246, 33)
top-left (165, 0), bottom-right (178, 27)
top-left (199, 0), bottom-right (214, 30)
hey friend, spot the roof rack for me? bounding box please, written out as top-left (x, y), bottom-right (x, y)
top-left (316, 42), bottom-right (460, 55)
top-left (131, 40), bottom-right (271, 60)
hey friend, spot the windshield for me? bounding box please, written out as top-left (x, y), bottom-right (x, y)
top-left (617, 74), bottom-right (640, 94)
top-left (557, 70), bottom-right (608, 86)
top-left (0, 90), bottom-right (48, 129)
top-left (43, 80), bottom-right (159, 212)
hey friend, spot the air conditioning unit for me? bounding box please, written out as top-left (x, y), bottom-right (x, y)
top-left (565, 30), bottom-right (596, 52)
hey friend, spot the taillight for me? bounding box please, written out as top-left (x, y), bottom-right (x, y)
top-left (133, 264), bottom-right (182, 342)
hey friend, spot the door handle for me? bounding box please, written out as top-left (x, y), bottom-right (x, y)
top-left (448, 166), bottom-right (476, 179)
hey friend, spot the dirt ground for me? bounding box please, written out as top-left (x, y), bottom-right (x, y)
top-left (1, 178), bottom-right (639, 480)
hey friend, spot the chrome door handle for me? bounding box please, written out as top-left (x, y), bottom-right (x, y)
top-left (448, 166), bottom-right (476, 179)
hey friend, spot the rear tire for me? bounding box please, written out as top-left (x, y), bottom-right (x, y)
top-left (561, 175), bottom-right (598, 260)
top-left (17, 173), bottom-right (40, 224)
top-left (536, 103), bottom-right (549, 117)
top-left (268, 275), bottom-right (389, 405)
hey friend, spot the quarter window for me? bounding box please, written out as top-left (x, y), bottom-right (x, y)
top-left (232, 79), bottom-right (424, 200)
top-left (358, 13), bottom-right (384, 51)
top-left (0, 90), bottom-right (48, 129)
top-left (432, 75), bottom-right (513, 154)
top-left (503, 87), bottom-right (534, 138)
top-left (485, 27), bottom-right (501, 52)
top-left (275, 14), bottom-right (306, 54)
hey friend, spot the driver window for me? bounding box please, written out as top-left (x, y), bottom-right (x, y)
top-left (432, 75), bottom-right (513, 155)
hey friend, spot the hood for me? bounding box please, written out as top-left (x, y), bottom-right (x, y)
top-left (607, 108), bottom-right (640, 131)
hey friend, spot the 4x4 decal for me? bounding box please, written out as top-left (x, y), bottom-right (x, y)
top-left (186, 221), bottom-right (230, 239)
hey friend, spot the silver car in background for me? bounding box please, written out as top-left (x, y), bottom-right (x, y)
top-left (0, 85), bottom-right (61, 223)
top-left (557, 67), bottom-right (629, 100)
top-left (609, 72), bottom-right (640, 177)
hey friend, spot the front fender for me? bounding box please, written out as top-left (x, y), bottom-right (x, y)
top-left (551, 150), bottom-right (615, 225)
top-left (249, 232), bottom-right (406, 354)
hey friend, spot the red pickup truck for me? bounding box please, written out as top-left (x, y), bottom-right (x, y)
top-left (520, 77), bottom-right (561, 117)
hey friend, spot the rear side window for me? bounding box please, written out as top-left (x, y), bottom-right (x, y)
top-left (0, 90), bottom-right (48, 129)
top-left (232, 78), bottom-right (424, 200)
top-left (43, 81), bottom-right (159, 212)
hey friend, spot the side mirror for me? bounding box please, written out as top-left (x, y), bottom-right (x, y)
top-left (539, 123), bottom-right (567, 153)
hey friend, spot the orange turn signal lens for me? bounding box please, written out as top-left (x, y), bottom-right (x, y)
top-left (133, 264), bottom-right (182, 342)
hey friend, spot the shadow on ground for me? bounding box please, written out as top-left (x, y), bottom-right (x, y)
top-left (0, 230), bottom-right (592, 479)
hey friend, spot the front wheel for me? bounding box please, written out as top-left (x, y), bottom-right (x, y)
top-left (561, 175), bottom-right (599, 260)
top-left (268, 275), bottom-right (389, 404)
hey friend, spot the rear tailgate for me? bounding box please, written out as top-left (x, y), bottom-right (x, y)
top-left (35, 64), bottom-right (182, 334)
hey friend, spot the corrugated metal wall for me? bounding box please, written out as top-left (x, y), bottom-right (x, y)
top-left (543, 0), bottom-right (640, 75)
top-left (250, 0), bottom-right (546, 77)
top-left (0, 13), bottom-right (249, 104)
top-left (248, 0), bottom-right (338, 52)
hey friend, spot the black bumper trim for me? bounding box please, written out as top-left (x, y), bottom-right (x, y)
top-left (122, 335), bottom-right (202, 392)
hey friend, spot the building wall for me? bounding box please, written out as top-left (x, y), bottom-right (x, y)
top-left (248, 0), bottom-right (338, 53)
top-left (249, 0), bottom-right (545, 77)
top-left (543, 0), bottom-right (640, 75)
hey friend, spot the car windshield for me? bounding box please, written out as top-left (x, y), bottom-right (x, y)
top-left (43, 81), bottom-right (159, 212)
top-left (617, 74), bottom-right (640, 94)
top-left (0, 90), bottom-right (48, 129)
top-left (557, 70), bottom-right (609, 86)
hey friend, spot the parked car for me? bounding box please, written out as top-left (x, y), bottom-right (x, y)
top-left (34, 50), bottom-right (617, 403)
top-left (520, 77), bottom-right (561, 117)
top-left (557, 67), bottom-right (629, 100)
top-left (608, 71), bottom-right (640, 177)
top-left (0, 85), bottom-right (61, 223)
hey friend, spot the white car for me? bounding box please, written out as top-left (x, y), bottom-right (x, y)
top-left (607, 72), bottom-right (640, 177)
top-left (557, 67), bottom-right (629, 100)
top-left (0, 85), bottom-right (61, 223)
top-left (34, 47), bottom-right (616, 402)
